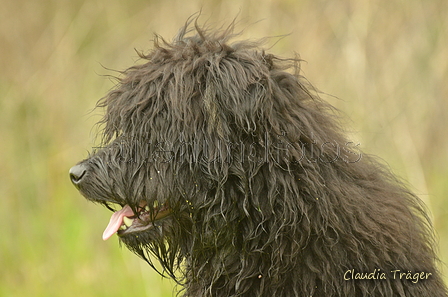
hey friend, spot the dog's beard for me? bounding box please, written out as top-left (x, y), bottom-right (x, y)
top-left (99, 198), bottom-right (190, 281)
top-left (118, 214), bottom-right (184, 280)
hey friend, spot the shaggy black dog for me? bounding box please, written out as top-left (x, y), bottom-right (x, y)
top-left (69, 21), bottom-right (447, 296)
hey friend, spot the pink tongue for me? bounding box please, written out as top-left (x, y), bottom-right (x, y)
top-left (102, 205), bottom-right (135, 241)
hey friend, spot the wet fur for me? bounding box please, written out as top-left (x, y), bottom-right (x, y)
top-left (72, 20), bottom-right (447, 296)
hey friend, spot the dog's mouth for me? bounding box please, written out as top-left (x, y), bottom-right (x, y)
top-left (102, 201), bottom-right (171, 241)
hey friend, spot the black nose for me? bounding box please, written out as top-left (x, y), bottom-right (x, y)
top-left (69, 164), bottom-right (87, 185)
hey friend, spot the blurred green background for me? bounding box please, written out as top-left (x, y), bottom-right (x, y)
top-left (1, 0), bottom-right (447, 296)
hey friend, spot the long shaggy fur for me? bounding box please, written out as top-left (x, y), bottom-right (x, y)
top-left (70, 20), bottom-right (447, 296)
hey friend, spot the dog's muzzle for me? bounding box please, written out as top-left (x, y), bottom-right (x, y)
top-left (69, 162), bottom-right (173, 241)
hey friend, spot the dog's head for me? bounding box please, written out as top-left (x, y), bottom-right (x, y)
top-left (69, 22), bottom-right (351, 282)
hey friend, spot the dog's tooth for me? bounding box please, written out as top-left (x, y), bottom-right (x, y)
top-left (145, 205), bottom-right (150, 211)
top-left (123, 217), bottom-right (134, 227)
top-left (153, 200), bottom-right (159, 208)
